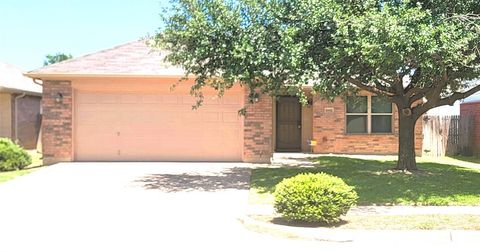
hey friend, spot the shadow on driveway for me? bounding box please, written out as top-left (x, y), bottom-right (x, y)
top-left (135, 168), bottom-right (251, 192)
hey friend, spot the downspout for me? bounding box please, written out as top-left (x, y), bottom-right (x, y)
top-left (31, 78), bottom-right (43, 152)
top-left (32, 78), bottom-right (43, 86)
top-left (14, 92), bottom-right (26, 142)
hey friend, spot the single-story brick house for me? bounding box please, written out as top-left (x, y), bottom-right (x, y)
top-left (0, 61), bottom-right (42, 149)
top-left (460, 95), bottom-right (480, 155)
top-left (25, 41), bottom-right (422, 165)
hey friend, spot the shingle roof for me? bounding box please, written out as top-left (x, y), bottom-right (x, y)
top-left (0, 62), bottom-right (41, 95)
top-left (25, 40), bottom-right (184, 78)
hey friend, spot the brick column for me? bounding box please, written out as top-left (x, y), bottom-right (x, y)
top-left (312, 97), bottom-right (344, 153)
top-left (243, 92), bottom-right (273, 163)
top-left (42, 80), bottom-right (73, 164)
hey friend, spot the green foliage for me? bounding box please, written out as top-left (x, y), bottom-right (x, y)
top-left (43, 53), bottom-right (73, 66)
top-left (156, 0), bottom-right (480, 107)
top-left (157, 0), bottom-right (480, 170)
top-left (250, 156), bottom-right (480, 206)
top-left (273, 172), bottom-right (358, 223)
top-left (326, 2), bottom-right (480, 103)
top-left (0, 138), bottom-right (32, 172)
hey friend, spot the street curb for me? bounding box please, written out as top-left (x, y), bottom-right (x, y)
top-left (238, 215), bottom-right (355, 243)
top-left (238, 214), bottom-right (480, 243)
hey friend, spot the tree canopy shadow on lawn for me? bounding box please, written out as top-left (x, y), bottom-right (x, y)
top-left (135, 168), bottom-right (251, 192)
top-left (251, 156), bottom-right (480, 206)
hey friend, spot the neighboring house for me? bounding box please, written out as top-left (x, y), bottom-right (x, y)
top-left (460, 93), bottom-right (480, 156)
top-left (0, 62), bottom-right (42, 149)
top-left (25, 41), bottom-right (422, 165)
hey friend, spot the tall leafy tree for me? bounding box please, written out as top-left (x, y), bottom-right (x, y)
top-left (43, 53), bottom-right (73, 66)
top-left (155, 0), bottom-right (480, 171)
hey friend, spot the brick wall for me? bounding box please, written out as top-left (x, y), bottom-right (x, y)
top-left (42, 80), bottom-right (73, 164)
top-left (312, 96), bottom-right (422, 155)
top-left (243, 92), bottom-right (273, 163)
top-left (460, 102), bottom-right (480, 155)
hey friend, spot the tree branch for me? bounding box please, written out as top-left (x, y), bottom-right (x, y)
top-left (412, 81), bottom-right (447, 117)
top-left (405, 86), bottom-right (423, 98)
top-left (408, 86), bottom-right (433, 104)
top-left (414, 84), bottom-right (480, 116)
top-left (347, 77), bottom-right (395, 97)
top-left (425, 74), bottom-right (449, 104)
top-left (409, 91), bottom-right (427, 105)
top-left (404, 68), bottom-right (423, 97)
top-left (373, 79), bottom-right (396, 94)
top-left (393, 79), bottom-right (404, 96)
top-left (436, 84), bottom-right (480, 107)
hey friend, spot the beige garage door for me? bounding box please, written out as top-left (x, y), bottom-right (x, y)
top-left (74, 90), bottom-right (243, 161)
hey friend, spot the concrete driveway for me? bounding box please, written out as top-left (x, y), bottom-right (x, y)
top-left (0, 162), bottom-right (332, 252)
top-left (0, 162), bottom-right (474, 252)
top-left (0, 162), bottom-right (251, 251)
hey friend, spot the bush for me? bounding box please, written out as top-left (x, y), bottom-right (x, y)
top-left (0, 138), bottom-right (32, 172)
top-left (274, 173), bottom-right (358, 224)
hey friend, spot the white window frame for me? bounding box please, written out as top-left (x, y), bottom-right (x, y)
top-left (346, 95), bottom-right (393, 134)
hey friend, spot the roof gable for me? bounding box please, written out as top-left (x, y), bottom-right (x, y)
top-left (26, 40), bottom-right (184, 77)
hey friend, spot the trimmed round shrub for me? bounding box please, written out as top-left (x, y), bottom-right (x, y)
top-left (0, 138), bottom-right (32, 172)
top-left (274, 173), bottom-right (358, 223)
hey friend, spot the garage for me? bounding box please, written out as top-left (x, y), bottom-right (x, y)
top-left (74, 83), bottom-right (244, 161)
top-left (26, 40), bottom-right (272, 164)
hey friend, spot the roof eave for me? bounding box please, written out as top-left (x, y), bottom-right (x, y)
top-left (0, 87), bottom-right (42, 96)
top-left (23, 72), bottom-right (190, 79)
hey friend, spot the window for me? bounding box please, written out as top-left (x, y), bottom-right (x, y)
top-left (346, 96), bottom-right (368, 133)
top-left (346, 96), bottom-right (393, 134)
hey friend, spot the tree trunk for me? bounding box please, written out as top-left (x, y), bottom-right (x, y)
top-left (395, 111), bottom-right (418, 171)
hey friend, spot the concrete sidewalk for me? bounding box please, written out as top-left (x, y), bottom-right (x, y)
top-left (248, 204), bottom-right (480, 216)
top-left (240, 215), bottom-right (480, 244)
top-left (270, 152), bottom-right (480, 170)
top-left (242, 204), bottom-right (480, 243)
top-left (349, 205), bottom-right (480, 215)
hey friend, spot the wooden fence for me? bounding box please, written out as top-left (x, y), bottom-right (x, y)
top-left (422, 115), bottom-right (474, 157)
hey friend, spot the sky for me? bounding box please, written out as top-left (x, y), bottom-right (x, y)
top-left (0, 0), bottom-right (478, 109)
top-left (0, 0), bottom-right (168, 71)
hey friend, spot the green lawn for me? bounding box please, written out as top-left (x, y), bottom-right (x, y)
top-left (27, 150), bottom-right (43, 168)
top-left (0, 150), bottom-right (42, 184)
top-left (0, 169), bottom-right (35, 184)
top-left (250, 156), bottom-right (480, 206)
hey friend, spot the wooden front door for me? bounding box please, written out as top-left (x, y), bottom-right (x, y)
top-left (276, 96), bottom-right (301, 151)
